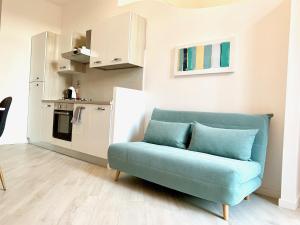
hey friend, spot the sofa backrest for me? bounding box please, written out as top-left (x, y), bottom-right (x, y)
top-left (151, 108), bottom-right (272, 179)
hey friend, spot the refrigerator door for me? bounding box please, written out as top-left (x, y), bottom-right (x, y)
top-left (30, 33), bottom-right (47, 82)
top-left (27, 82), bottom-right (44, 143)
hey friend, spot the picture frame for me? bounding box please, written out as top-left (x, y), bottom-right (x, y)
top-left (174, 37), bottom-right (235, 77)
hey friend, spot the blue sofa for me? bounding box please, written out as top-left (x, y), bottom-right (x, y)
top-left (108, 108), bottom-right (272, 220)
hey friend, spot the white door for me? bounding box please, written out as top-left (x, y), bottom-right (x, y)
top-left (106, 13), bottom-right (130, 65)
top-left (30, 33), bottom-right (46, 82)
top-left (88, 105), bottom-right (111, 159)
top-left (27, 82), bottom-right (44, 143)
top-left (89, 21), bottom-right (109, 68)
top-left (41, 103), bottom-right (54, 143)
top-left (71, 104), bottom-right (90, 152)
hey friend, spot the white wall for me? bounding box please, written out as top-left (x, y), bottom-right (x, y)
top-left (279, 0), bottom-right (300, 210)
top-left (0, 0), bottom-right (62, 144)
top-left (72, 67), bottom-right (144, 102)
top-left (61, 0), bottom-right (290, 198)
top-left (0, 0), bottom-right (2, 28)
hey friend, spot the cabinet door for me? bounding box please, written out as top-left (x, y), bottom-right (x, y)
top-left (30, 33), bottom-right (47, 82)
top-left (71, 104), bottom-right (90, 152)
top-left (27, 82), bottom-right (44, 143)
top-left (106, 13), bottom-right (130, 65)
top-left (88, 105), bottom-right (111, 159)
top-left (41, 103), bottom-right (54, 143)
top-left (90, 21), bottom-right (109, 68)
top-left (57, 59), bottom-right (71, 72)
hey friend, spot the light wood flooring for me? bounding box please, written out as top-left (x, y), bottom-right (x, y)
top-left (0, 144), bottom-right (299, 225)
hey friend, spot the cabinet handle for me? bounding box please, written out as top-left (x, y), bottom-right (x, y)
top-left (97, 107), bottom-right (105, 111)
top-left (94, 61), bottom-right (102, 64)
top-left (36, 77), bottom-right (39, 80)
top-left (112, 58), bottom-right (122, 62)
top-left (60, 66), bottom-right (66, 70)
top-left (47, 105), bottom-right (51, 107)
top-left (54, 112), bottom-right (70, 116)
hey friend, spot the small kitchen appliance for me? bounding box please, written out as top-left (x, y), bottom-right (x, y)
top-left (65, 86), bottom-right (77, 99)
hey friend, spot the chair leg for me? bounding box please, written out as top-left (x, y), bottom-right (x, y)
top-left (114, 170), bottom-right (120, 182)
top-left (222, 204), bottom-right (229, 221)
top-left (0, 167), bottom-right (6, 191)
top-left (245, 195), bottom-right (250, 200)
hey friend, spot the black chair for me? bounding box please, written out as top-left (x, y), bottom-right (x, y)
top-left (0, 97), bottom-right (12, 191)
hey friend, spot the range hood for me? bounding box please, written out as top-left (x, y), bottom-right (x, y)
top-left (61, 47), bottom-right (90, 64)
top-left (61, 30), bottom-right (91, 64)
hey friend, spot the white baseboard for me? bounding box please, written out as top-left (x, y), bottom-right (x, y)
top-left (256, 186), bottom-right (280, 199)
top-left (279, 197), bottom-right (299, 210)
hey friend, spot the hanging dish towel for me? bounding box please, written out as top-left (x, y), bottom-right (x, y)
top-left (71, 106), bottom-right (85, 124)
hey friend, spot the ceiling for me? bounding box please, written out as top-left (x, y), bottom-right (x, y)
top-left (47, 0), bottom-right (241, 8)
top-left (47, 0), bottom-right (72, 6)
top-left (118, 0), bottom-right (242, 8)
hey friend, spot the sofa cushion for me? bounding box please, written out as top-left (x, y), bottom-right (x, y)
top-left (143, 120), bottom-right (190, 149)
top-left (189, 122), bottom-right (258, 160)
top-left (108, 142), bottom-right (261, 186)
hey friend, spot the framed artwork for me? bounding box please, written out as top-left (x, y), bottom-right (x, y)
top-left (174, 38), bottom-right (235, 77)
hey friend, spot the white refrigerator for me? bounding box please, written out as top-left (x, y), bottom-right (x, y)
top-left (27, 32), bottom-right (54, 143)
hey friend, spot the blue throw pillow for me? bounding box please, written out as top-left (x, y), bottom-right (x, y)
top-left (188, 122), bottom-right (258, 160)
top-left (144, 120), bottom-right (191, 149)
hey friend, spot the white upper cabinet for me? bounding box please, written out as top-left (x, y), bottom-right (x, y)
top-left (90, 20), bottom-right (109, 68)
top-left (90, 12), bottom-right (146, 70)
top-left (30, 33), bottom-right (47, 82)
top-left (57, 32), bottom-right (86, 74)
top-left (106, 13), bottom-right (131, 66)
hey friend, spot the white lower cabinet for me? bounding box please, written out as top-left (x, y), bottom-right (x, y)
top-left (71, 104), bottom-right (111, 159)
top-left (41, 103), bottom-right (54, 143)
top-left (28, 82), bottom-right (44, 143)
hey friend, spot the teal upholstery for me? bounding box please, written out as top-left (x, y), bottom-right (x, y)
top-left (144, 120), bottom-right (190, 149)
top-left (151, 108), bottom-right (272, 178)
top-left (108, 108), bottom-right (272, 206)
top-left (189, 122), bottom-right (258, 160)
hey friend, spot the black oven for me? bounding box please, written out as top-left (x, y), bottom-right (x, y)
top-left (53, 103), bottom-right (73, 142)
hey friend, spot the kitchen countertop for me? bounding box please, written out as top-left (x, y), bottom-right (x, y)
top-left (42, 99), bottom-right (112, 105)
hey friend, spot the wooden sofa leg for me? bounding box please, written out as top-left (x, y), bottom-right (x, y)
top-left (222, 204), bottom-right (229, 221)
top-left (245, 195), bottom-right (250, 200)
top-left (114, 170), bottom-right (120, 182)
top-left (0, 167), bottom-right (6, 191)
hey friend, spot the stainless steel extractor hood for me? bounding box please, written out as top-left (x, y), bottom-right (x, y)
top-left (61, 30), bottom-right (91, 64)
top-left (61, 47), bottom-right (91, 64)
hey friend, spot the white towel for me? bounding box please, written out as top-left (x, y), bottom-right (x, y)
top-left (71, 106), bottom-right (85, 124)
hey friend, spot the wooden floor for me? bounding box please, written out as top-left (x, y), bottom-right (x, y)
top-left (0, 144), bottom-right (299, 225)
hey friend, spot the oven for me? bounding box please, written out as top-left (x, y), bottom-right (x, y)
top-left (53, 103), bottom-right (73, 142)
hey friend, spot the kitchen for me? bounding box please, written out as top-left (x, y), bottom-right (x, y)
top-left (27, 12), bottom-right (147, 166)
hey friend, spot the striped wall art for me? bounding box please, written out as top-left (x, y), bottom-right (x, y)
top-left (174, 39), bottom-right (234, 76)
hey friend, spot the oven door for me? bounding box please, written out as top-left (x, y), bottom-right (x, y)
top-left (53, 110), bottom-right (73, 141)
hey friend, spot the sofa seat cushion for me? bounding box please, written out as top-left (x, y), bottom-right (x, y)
top-left (108, 142), bottom-right (261, 187)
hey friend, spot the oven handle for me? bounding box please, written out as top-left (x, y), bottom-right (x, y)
top-left (54, 111), bottom-right (71, 116)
